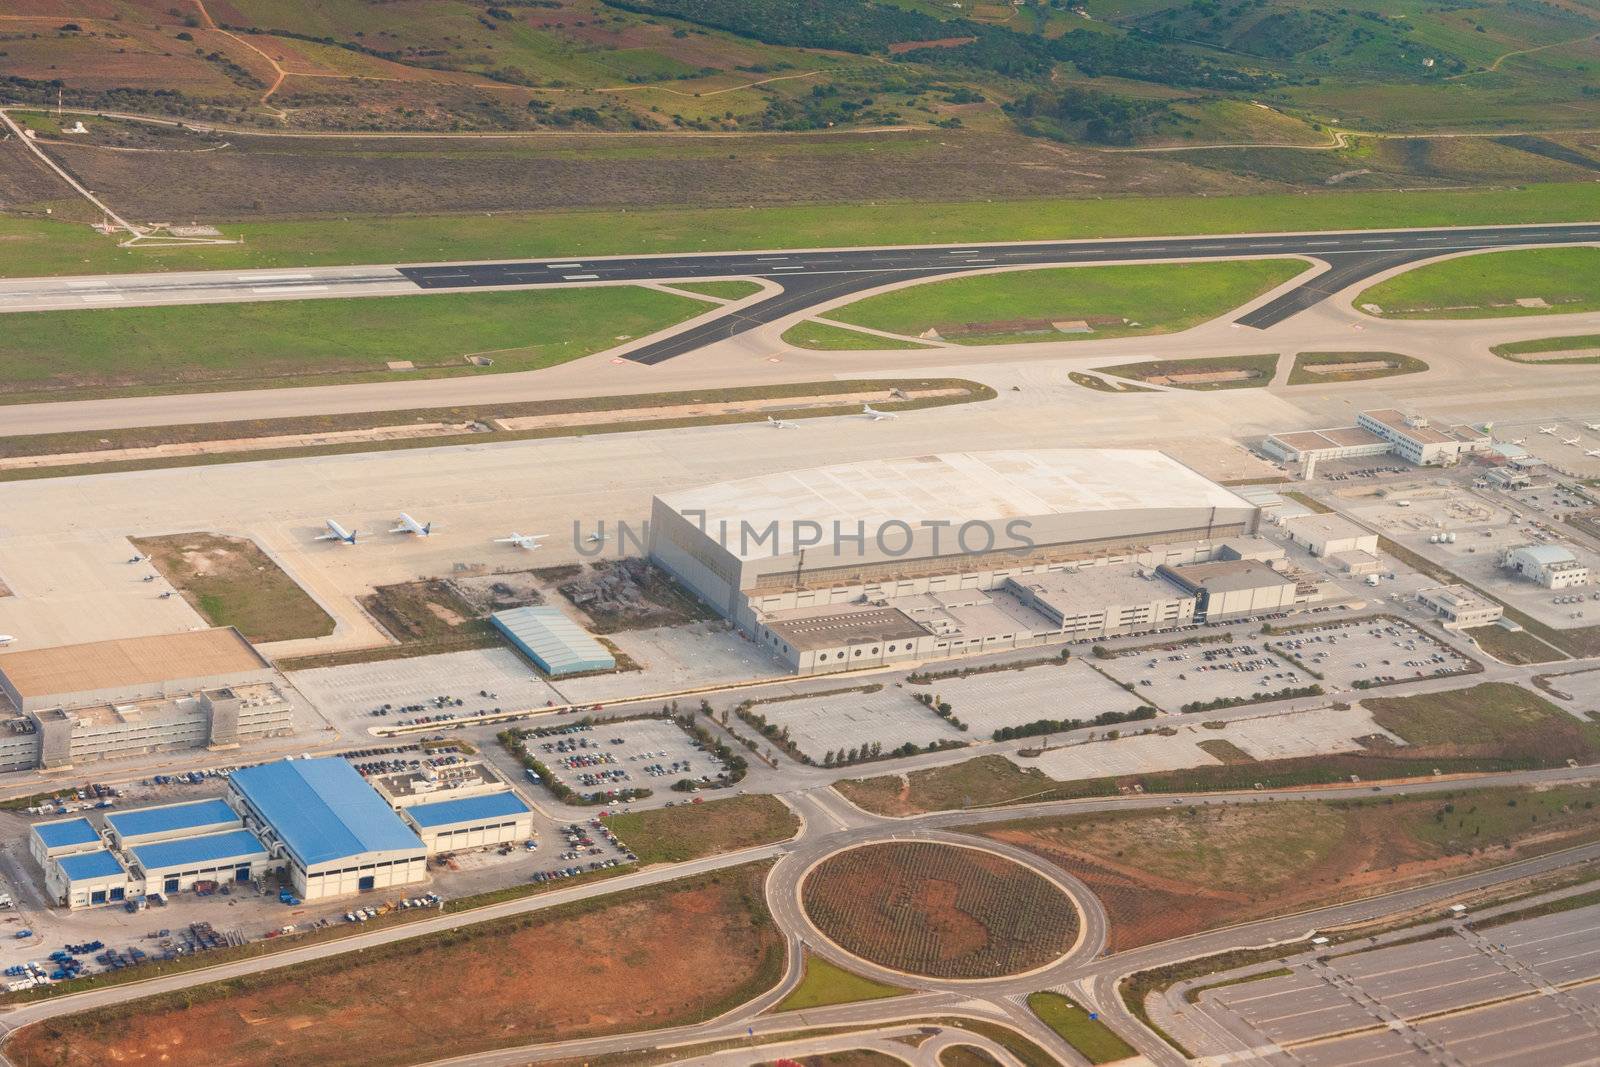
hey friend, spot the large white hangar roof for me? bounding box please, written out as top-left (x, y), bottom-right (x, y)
top-left (656, 450), bottom-right (1252, 560)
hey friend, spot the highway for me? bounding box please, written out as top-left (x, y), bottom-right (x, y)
top-left (2, 223), bottom-right (1597, 365)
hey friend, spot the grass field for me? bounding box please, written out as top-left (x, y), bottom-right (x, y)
top-left (1286, 351), bottom-right (1430, 386)
top-left (602, 794), bottom-right (798, 865)
top-left (801, 842), bottom-right (1078, 979)
top-left (663, 280), bottom-right (765, 301)
top-left (828, 262), bottom-right (1302, 345)
top-left (1491, 334), bottom-right (1600, 365)
top-left (6, 864), bottom-right (783, 1067)
top-left (6, 182), bottom-right (1600, 280)
top-left (130, 533), bottom-right (333, 644)
top-left (1363, 682), bottom-right (1600, 762)
top-left (1358, 247), bottom-right (1600, 319)
top-left (1068, 371), bottom-right (1155, 393)
top-left (780, 320), bottom-right (929, 351)
top-left (1095, 353), bottom-right (1282, 390)
top-left (1465, 625), bottom-right (1568, 665)
top-left (1026, 992), bottom-right (1136, 1065)
top-left (774, 955), bottom-right (909, 1013)
top-left (0, 287), bottom-right (710, 401)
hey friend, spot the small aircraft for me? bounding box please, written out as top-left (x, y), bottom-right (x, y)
top-left (316, 519), bottom-right (358, 545)
top-left (862, 404), bottom-right (898, 421)
top-left (1585, 449), bottom-right (1600, 458)
top-left (585, 531), bottom-right (607, 546)
top-left (1585, 423), bottom-right (1600, 431)
top-left (390, 513), bottom-right (433, 538)
top-left (1539, 426), bottom-right (1560, 435)
top-left (1509, 439), bottom-right (1525, 446)
top-left (494, 532), bottom-right (548, 550)
top-left (0, 635), bottom-right (14, 647)
top-left (767, 416), bottom-right (798, 429)
top-left (1563, 437), bottom-right (1582, 447)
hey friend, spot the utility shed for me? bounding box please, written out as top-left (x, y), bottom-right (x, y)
top-left (105, 798), bottom-right (241, 848)
top-left (228, 757), bottom-right (427, 901)
top-left (29, 817), bottom-right (101, 866)
top-left (402, 790), bottom-right (534, 851)
top-left (47, 849), bottom-right (132, 909)
top-left (130, 829), bottom-right (274, 894)
top-left (491, 606), bottom-right (615, 677)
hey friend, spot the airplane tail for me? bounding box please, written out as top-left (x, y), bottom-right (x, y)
top-left (423, 522), bottom-right (432, 536)
top-left (347, 530), bottom-right (358, 544)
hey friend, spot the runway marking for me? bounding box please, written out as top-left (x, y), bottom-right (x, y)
top-left (768, 266), bottom-right (807, 272)
top-left (251, 284), bottom-right (327, 293)
top-left (964, 258), bottom-right (996, 264)
top-left (756, 256), bottom-right (790, 262)
top-left (562, 274), bottom-right (600, 281)
top-left (547, 262), bottom-right (581, 268)
top-left (78, 292), bottom-right (125, 302)
top-left (236, 273), bottom-right (314, 282)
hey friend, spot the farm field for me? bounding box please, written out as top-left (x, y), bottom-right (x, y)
top-left (5, 182), bottom-right (1600, 280)
top-left (781, 320), bottom-right (929, 351)
top-left (1285, 351), bottom-right (1429, 385)
top-left (826, 261), bottom-right (1305, 345)
top-left (130, 533), bottom-right (333, 644)
top-left (0, 287), bottom-right (710, 401)
top-left (5, 865), bottom-right (783, 1067)
top-left (1357, 247), bottom-right (1600, 319)
top-left (975, 783), bottom-right (1600, 951)
top-left (1491, 333), bottom-right (1600, 366)
top-left (601, 794), bottom-right (799, 865)
top-left (800, 841), bottom-right (1078, 979)
top-left (1094, 353), bottom-right (1281, 390)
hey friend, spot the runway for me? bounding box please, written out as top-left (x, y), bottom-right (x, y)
top-left (2, 222), bottom-right (1596, 364)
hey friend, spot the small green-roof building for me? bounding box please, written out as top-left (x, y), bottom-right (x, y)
top-left (491, 606), bottom-right (614, 677)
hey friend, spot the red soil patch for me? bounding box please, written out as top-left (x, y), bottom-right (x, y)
top-left (802, 841), bottom-right (1076, 978)
top-left (888, 36), bottom-right (977, 54)
top-left (8, 867), bottom-right (781, 1067)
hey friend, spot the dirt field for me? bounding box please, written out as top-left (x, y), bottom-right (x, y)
top-left (559, 559), bottom-right (718, 634)
top-left (131, 532), bottom-right (334, 643)
top-left (801, 842), bottom-right (1077, 979)
top-left (6, 864), bottom-right (783, 1067)
top-left (977, 784), bottom-right (1600, 952)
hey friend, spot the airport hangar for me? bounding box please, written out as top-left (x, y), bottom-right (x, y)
top-left (650, 450), bottom-right (1275, 675)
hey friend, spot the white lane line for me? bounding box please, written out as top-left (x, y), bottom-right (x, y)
top-left (756, 256), bottom-right (790, 262)
top-left (562, 274), bottom-right (600, 281)
top-left (251, 284), bottom-right (328, 294)
top-left (236, 273), bottom-right (314, 282)
top-left (964, 258), bottom-right (996, 264)
top-left (769, 266), bottom-right (807, 272)
top-left (1303, 240), bottom-right (1340, 246)
top-left (945, 249), bottom-right (978, 254)
top-left (79, 293), bottom-right (126, 303)
top-left (547, 262), bottom-right (581, 268)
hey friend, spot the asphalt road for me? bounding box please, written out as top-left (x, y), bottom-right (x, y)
top-left (3, 223), bottom-right (1597, 365)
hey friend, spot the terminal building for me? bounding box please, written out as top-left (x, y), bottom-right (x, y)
top-left (650, 450), bottom-right (1274, 674)
top-left (0, 629), bottom-right (293, 773)
top-left (1264, 410), bottom-right (1491, 468)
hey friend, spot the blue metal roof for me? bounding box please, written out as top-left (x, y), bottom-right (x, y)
top-left (491, 606), bottom-right (614, 677)
top-left (229, 758), bottom-right (423, 867)
top-left (34, 818), bottom-right (99, 849)
top-left (106, 798), bottom-right (238, 841)
top-left (57, 850), bottom-right (125, 882)
top-left (405, 791), bottom-right (531, 829)
top-left (131, 829), bottom-right (269, 873)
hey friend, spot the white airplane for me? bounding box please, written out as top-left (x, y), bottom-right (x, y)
top-left (316, 519), bottom-right (358, 545)
top-left (1563, 437), bottom-right (1582, 447)
top-left (585, 531), bottom-right (607, 546)
top-left (1540, 426), bottom-right (1560, 435)
top-left (767, 416), bottom-right (798, 429)
top-left (494, 532), bottom-right (547, 550)
top-left (1509, 439), bottom-right (1526, 446)
top-left (1585, 449), bottom-right (1600, 458)
top-left (0, 635), bottom-right (14, 647)
top-left (1586, 423), bottom-right (1600, 431)
top-left (862, 404), bottom-right (898, 421)
top-left (390, 513), bottom-right (433, 538)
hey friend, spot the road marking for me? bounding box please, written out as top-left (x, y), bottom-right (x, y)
top-left (236, 273), bottom-right (314, 282)
top-left (78, 292), bottom-right (125, 303)
top-left (964, 258), bottom-right (996, 264)
top-left (547, 263), bottom-right (581, 269)
top-left (1303, 241), bottom-right (1340, 246)
top-left (768, 266), bottom-right (806, 272)
top-left (252, 284), bottom-right (328, 293)
top-left (756, 256), bottom-right (790, 262)
top-left (945, 249), bottom-right (978, 254)
top-left (562, 274), bottom-right (600, 281)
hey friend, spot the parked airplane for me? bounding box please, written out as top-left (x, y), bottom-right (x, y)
top-left (1509, 439), bottom-right (1526, 446)
top-left (862, 404), bottom-right (898, 421)
top-left (1585, 449), bottom-right (1600, 458)
top-left (316, 520), bottom-right (358, 545)
top-left (585, 531), bottom-right (607, 546)
top-left (390, 513), bottom-right (433, 538)
top-left (767, 416), bottom-right (798, 429)
top-left (1563, 437), bottom-right (1582, 447)
top-left (0, 635), bottom-right (13, 647)
top-left (494, 532), bottom-right (547, 550)
top-left (1540, 426), bottom-right (1560, 435)
top-left (1586, 423), bottom-right (1600, 431)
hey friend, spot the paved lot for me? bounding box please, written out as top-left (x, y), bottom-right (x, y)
top-left (550, 621), bottom-right (787, 705)
top-left (1264, 616), bottom-right (1475, 691)
top-left (1193, 904), bottom-right (1600, 1066)
top-left (1097, 640), bottom-right (1318, 712)
top-left (287, 648), bottom-right (565, 735)
top-left (747, 685), bottom-right (965, 763)
top-left (524, 717), bottom-right (724, 797)
top-left (905, 660), bottom-right (1146, 736)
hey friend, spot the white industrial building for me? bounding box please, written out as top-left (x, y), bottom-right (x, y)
top-left (1503, 544), bottom-right (1590, 589)
top-left (401, 792), bottom-right (534, 852)
top-left (1158, 559), bottom-right (1318, 622)
top-left (650, 450), bottom-right (1263, 674)
top-left (1283, 513), bottom-right (1379, 558)
top-left (1264, 410), bottom-right (1490, 468)
top-left (45, 850), bottom-right (133, 910)
top-left (1416, 586), bottom-right (1504, 629)
top-left (29, 817), bottom-right (103, 868)
top-left (127, 829), bottom-right (275, 896)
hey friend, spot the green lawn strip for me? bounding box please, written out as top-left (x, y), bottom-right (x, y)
top-left (0, 286), bottom-right (713, 401)
top-left (1067, 371), bottom-right (1154, 393)
top-left (601, 794), bottom-right (799, 865)
top-left (660, 280), bottom-right (764, 300)
top-left (1464, 624), bottom-right (1568, 666)
top-left (1358, 247), bottom-right (1600, 319)
top-left (1286, 351), bottom-right (1430, 386)
top-left (1094, 352), bottom-right (1281, 390)
top-left (773, 954), bottom-right (910, 1012)
top-left (7, 182), bottom-right (1600, 278)
top-left (829, 261), bottom-right (1303, 344)
top-left (131, 533), bottom-right (334, 643)
top-left (1183, 967), bottom-right (1293, 1003)
top-left (1026, 992), bottom-right (1136, 1065)
top-left (1492, 334), bottom-right (1600, 365)
top-left (780, 319), bottom-right (930, 350)
top-left (1467, 885), bottom-right (1600, 932)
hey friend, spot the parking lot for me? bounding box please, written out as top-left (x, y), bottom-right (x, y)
top-left (287, 648), bottom-right (565, 735)
top-left (906, 660), bottom-right (1149, 737)
top-left (1264, 616), bottom-right (1476, 691)
top-left (1097, 641), bottom-right (1318, 712)
top-left (523, 717), bottom-right (725, 799)
top-left (745, 685), bottom-right (966, 763)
